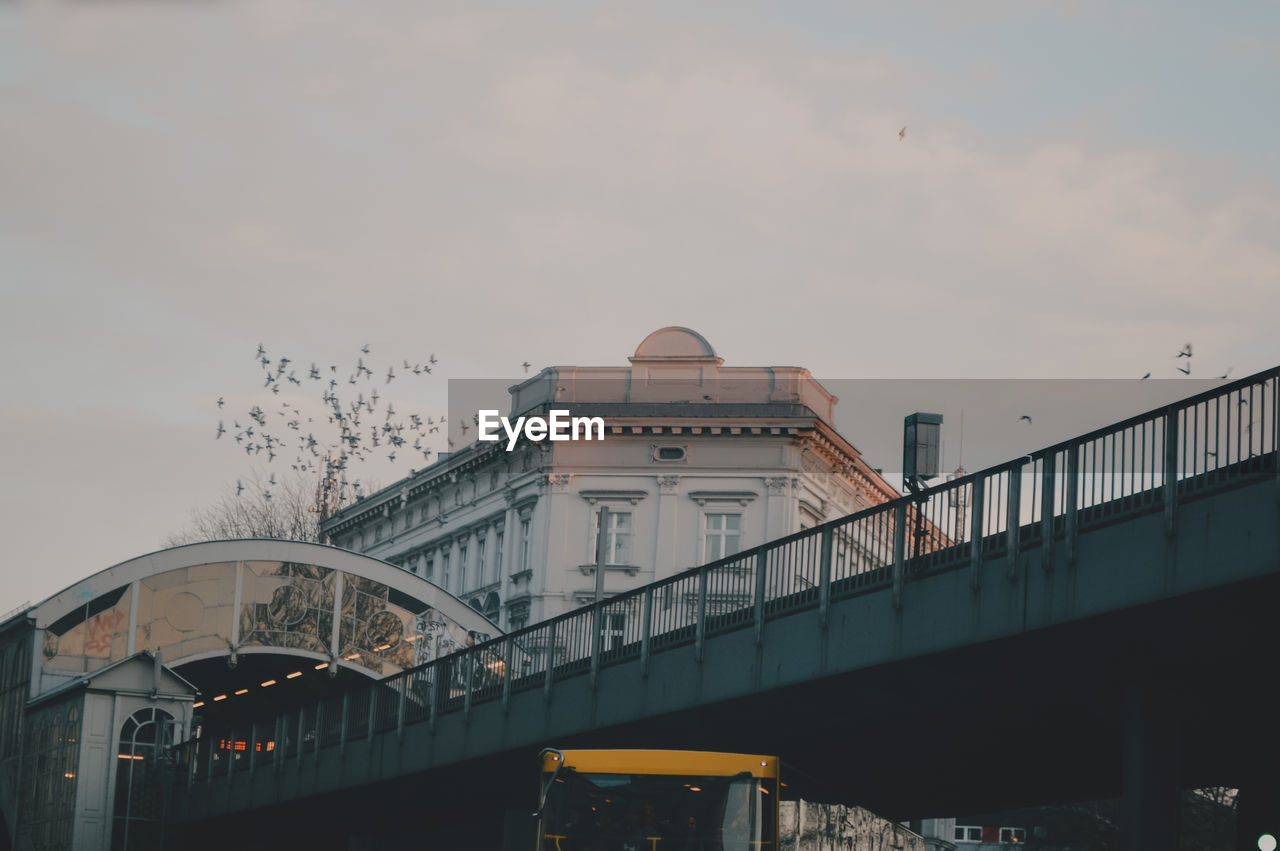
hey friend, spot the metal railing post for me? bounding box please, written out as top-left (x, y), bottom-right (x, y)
top-left (248, 724), bottom-right (258, 780)
top-left (463, 651), bottom-right (475, 723)
top-left (818, 527), bottom-right (833, 628)
top-left (892, 502), bottom-right (906, 609)
top-left (1006, 463), bottom-right (1022, 580)
top-left (226, 730), bottom-right (236, 786)
top-left (397, 675), bottom-right (408, 739)
top-left (295, 709), bottom-right (305, 772)
top-left (640, 587), bottom-right (653, 678)
top-left (694, 567), bottom-right (708, 663)
top-left (590, 601), bottom-right (603, 690)
top-left (969, 477), bottom-right (985, 590)
top-left (1164, 407), bottom-right (1179, 536)
top-left (429, 662), bottom-right (442, 733)
top-left (1065, 444), bottom-right (1079, 565)
top-left (367, 684), bottom-right (377, 743)
top-left (1040, 453), bottom-right (1056, 571)
top-left (753, 550), bottom-right (767, 644)
top-left (543, 621), bottom-right (557, 701)
top-left (339, 693), bottom-right (349, 754)
top-left (502, 637), bottom-right (514, 713)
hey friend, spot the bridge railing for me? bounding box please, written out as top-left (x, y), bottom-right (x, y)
top-left (176, 367), bottom-right (1279, 786)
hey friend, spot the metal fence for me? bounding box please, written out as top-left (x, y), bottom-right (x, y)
top-left (178, 368), bottom-right (1280, 785)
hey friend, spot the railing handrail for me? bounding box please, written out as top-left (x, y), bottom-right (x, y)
top-left (176, 365), bottom-right (1280, 788)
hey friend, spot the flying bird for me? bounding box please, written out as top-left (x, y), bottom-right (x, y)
top-left (361, 344), bottom-right (370, 354)
top-left (1220, 368), bottom-right (1232, 380)
top-left (236, 480), bottom-right (244, 496)
top-left (1140, 373), bottom-right (1151, 380)
top-left (216, 421), bottom-right (225, 438)
top-left (1019, 415), bottom-right (1033, 424)
top-left (217, 396), bottom-right (224, 408)
top-left (522, 361), bottom-right (531, 373)
top-left (899, 126), bottom-right (906, 141)
top-left (1175, 344), bottom-right (1193, 358)
top-left (1177, 364), bottom-right (1191, 375)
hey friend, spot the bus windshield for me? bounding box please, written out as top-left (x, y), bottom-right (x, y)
top-left (540, 768), bottom-right (776, 850)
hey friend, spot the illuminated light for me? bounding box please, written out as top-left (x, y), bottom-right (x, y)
top-left (373, 644), bottom-right (391, 652)
top-left (64, 772), bottom-right (75, 779)
top-left (234, 688), bottom-right (249, 695)
top-left (405, 634), bottom-right (422, 642)
top-left (345, 652), bottom-right (360, 660)
top-left (116, 754), bottom-right (145, 760)
top-left (260, 680), bottom-right (276, 688)
top-left (687, 786), bottom-right (702, 792)
top-left (314, 662), bottom-right (329, 670)
top-left (760, 787), bottom-right (770, 795)
top-left (192, 701), bottom-right (204, 709)
top-left (286, 671), bottom-right (302, 679)
top-left (213, 694), bottom-right (227, 702)
top-left (1260, 835), bottom-right (1278, 851)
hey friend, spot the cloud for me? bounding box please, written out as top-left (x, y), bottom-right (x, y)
top-left (2, 1), bottom-right (1279, 603)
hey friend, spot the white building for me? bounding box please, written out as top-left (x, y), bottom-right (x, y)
top-left (321, 327), bottom-right (902, 629)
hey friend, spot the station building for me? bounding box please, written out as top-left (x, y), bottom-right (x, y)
top-left (0, 539), bottom-right (498, 850)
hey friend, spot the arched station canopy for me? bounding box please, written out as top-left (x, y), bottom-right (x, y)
top-left (27, 539), bottom-right (501, 701)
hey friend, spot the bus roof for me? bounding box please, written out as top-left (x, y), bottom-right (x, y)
top-left (541, 749), bottom-right (779, 779)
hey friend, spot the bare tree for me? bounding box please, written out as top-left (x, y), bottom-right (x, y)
top-left (165, 469), bottom-right (326, 545)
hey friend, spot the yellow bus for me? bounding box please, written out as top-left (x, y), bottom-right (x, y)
top-left (535, 748), bottom-right (780, 850)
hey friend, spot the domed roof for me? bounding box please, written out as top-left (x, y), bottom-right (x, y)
top-left (632, 327), bottom-right (719, 361)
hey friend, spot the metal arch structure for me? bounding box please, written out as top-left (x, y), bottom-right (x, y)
top-left (24, 538), bottom-right (501, 701)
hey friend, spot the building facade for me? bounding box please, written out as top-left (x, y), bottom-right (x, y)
top-left (322, 327), bottom-right (902, 630)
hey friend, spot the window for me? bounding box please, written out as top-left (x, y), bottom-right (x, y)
top-left (441, 552), bottom-right (450, 589)
top-left (519, 519), bottom-right (531, 572)
top-left (424, 554), bottom-right (434, 580)
top-left (702, 513), bottom-right (742, 562)
top-left (112, 707), bottom-right (175, 851)
top-left (654, 446), bottom-right (686, 461)
top-left (605, 612), bottom-right (626, 651)
top-left (590, 510), bottom-right (633, 565)
top-left (374, 523), bottom-right (384, 542)
top-left (476, 539), bottom-right (487, 586)
top-left (1000, 827), bottom-right (1026, 843)
top-left (458, 543), bottom-right (469, 592)
top-left (494, 532), bottom-right (504, 581)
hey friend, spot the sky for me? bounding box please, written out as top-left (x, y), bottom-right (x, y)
top-left (2, 0), bottom-right (1278, 613)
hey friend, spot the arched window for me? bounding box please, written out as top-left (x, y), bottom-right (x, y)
top-left (111, 707), bottom-right (175, 851)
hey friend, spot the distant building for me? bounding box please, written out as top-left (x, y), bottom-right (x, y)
top-left (321, 327), bottom-right (903, 629)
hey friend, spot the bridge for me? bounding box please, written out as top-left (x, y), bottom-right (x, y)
top-left (168, 370), bottom-right (1280, 850)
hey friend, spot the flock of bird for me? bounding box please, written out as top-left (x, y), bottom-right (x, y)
top-left (1136, 343), bottom-right (1232, 382)
top-left (216, 343), bottom-right (452, 510)
top-left (1016, 343), bottom-right (1231, 426)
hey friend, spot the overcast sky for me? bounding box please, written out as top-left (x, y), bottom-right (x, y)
top-left (2, 0), bottom-right (1278, 612)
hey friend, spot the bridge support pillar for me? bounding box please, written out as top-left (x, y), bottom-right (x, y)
top-left (1235, 781), bottom-right (1280, 851)
top-left (1120, 683), bottom-right (1181, 850)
